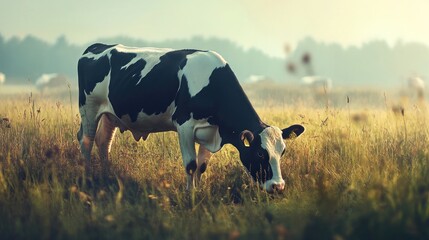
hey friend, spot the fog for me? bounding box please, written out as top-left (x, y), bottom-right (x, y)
top-left (1, 1), bottom-right (428, 103)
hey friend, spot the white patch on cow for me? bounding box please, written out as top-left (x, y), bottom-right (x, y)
top-left (90, 71), bottom-right (110, 105)
top-left (180, 51), bottom-right (227, 97)
top-left (175, 119), bottom-right (198, 186)
top-left (83, 51), bottom-right (110, 61)
top-left (81, 68), bottom-right (117, 134)
top-left (122, 47), bottom-right (173, 85)
top-left (120, 56), bottom-right (142, 71)
top-left (259, 126), bottom-right (286, 191)
top-left (194, 122), bottom-right (222, 153)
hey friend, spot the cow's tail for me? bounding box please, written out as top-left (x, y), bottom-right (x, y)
top-left (77, 57), bottom-right (86, 108)
top-left (77, 122), bottom-right (83, 143)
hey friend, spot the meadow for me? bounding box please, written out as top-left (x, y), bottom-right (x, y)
top-left (0, 85), bottom-right (428, 239)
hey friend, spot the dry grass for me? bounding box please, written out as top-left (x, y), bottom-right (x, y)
top-left (0, 89), bottom-right (429, 239)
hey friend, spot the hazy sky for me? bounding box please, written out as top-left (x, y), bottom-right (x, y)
top-left (1, 0), bottom-right (428, 57)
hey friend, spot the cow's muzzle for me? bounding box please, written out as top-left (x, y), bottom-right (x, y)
top-left (263, 179), bottom-right (285, 193)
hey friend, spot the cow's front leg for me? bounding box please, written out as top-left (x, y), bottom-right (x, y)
top-left (196, 145), bottom-right (212, 185)
top-left (177, 125), bottom-right (197, 190)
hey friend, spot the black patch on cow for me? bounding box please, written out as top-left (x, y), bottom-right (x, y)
top-left (172, 65), bottom-right (222, 126)
top-left (83, 43), bottom-right (116, 55)
top-left (78, 55), bottom-right (111, 107)
top-left (108, 50), bottom-right (147, 121)
top-left (238, 135), bottom-right (273, 183)
top-left (179, 58), bottom-right (188, 69)
top-left (172, 74), bottom-right (191, 125)
top-left (206, 65), bottom-right (265, 132)
top-left (108, 49), bottom-right (200, 121)
top-left (186, 160), bottom-right (197, 175)
top-left (110, 49), bottom-right (139, 68)
top-left (199, 162), bottom-right (207, 174)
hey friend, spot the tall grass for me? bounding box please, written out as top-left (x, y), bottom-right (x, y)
top-left (0, 91), bottom-right (428, 239)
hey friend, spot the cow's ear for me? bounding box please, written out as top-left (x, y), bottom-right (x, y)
top-left (282, 124), bottom-right (305, 139)
top-left (240, 130), bottom-right (254, 147)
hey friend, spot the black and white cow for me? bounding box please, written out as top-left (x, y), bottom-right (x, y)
top-left (77, 43), bottom-right (304, 192)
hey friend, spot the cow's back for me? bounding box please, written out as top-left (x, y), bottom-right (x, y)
top-left (79, 44), bottom-right (199, 119)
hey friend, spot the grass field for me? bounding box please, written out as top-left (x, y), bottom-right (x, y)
top-left (0, 87), bottom-right (429, 239)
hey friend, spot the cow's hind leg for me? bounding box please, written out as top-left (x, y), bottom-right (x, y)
top-left (95, 114), bottom-right (117, 177)
top-left (196, 145), bottom-right (212, 186)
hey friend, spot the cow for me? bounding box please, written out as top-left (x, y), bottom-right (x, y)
top-left (77, 43), bottom-right (305, 193)
top-left (301, 76), bottom-right (332, 92)
top-left (408, 76), bottom-right (425, 101)
top-left (0, 72), bottom-right (5, 85)
top-left (35, 73), bottom-right (70, 94)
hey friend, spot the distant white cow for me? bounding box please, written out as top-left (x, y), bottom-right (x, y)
top-left (247, 75), bottom-right (269, 83)
top-left (0, 72), bottom-right (5, 85)
top-left (301, 76), bottom-right (332, 92)
top-left (408, 76), bottom-right (424, 101)
top-left (35, 73), bottom-right (69, 93)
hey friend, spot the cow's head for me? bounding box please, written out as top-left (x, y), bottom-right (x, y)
top-left (238, 124), bottom-right (304, 192)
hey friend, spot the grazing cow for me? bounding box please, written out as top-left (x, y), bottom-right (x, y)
top-left (301, 76), bottom-right (333, 92)
top-left (407, 76), bottom-right (425, 101)
top-left (0, 72), bottom-right (5, 85)
top-left (35, 73), bottom-right (69, 93)
top-left (247, 75), bottom-right (269, 83)
top-left (77, 43), bottom-right (304, 192)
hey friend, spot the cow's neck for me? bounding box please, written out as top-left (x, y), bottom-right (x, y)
top-left (210, 65), bottom-right (267, 146)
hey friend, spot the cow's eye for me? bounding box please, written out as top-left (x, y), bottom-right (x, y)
top-left (281, 149), bottom-right (286, 156)
top-left (257, 151), bottom-right (264, 159)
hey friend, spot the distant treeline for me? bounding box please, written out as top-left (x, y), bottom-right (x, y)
top-left (0, 34), bottom-right (429, 88)
top-left (287, 37), bottom-right (429, 88)
top-left (0, 35), bottom-right (81, 84)
top-left (0, 34), bottom-right (284, 85)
